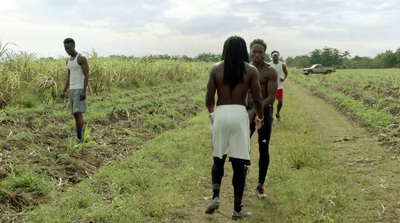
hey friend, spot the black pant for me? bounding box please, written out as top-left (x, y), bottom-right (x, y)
top-left (250, 106), bottom-right (273, 184)
top-left (212, 155), bottom-right (246, 197)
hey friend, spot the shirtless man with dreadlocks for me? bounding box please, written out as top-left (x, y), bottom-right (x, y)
top-left (205, 36), bottom-right (264, 220)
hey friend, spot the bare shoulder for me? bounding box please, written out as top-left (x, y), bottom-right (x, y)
top-left (266, 64), bottom-right (278, 80)
top-left (77, 54), bottom-right (88, 64)
top-left (245, 62), bottom-right (258, 77)
top-left (210, 61), bottom-right (223, 75)
top-left (213, 61), bottom-right (223, 69)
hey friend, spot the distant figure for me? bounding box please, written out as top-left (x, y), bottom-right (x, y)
top-left (269, 51), bottom-right (288, 121)
top-left (205, 36), bottom-right (264, 219)
top-left (246, 39), bottom-right (278, 199)
top-left (60, 38), bottom-right (89, 141)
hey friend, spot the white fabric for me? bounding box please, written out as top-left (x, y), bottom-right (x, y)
top-left (211, 105), bottom-right (250, 161)
top-left (269, 61), bottom-right (284, 89)
top-left (67, 54), bottom-right (85, 89)
top-left (271, 52), bottom-right (279, 57)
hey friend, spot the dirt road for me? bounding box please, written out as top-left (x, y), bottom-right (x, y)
top-left (175, 79), bottom-right (400, 222)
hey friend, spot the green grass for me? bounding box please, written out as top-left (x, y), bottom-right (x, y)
top-left (21, 87), bottom-right (362, 222)
top-left (0, 54), bottom-right (211, 108)
top-left (26, 113), bottom-right (211, 222)
top-left (290, 69), bottom-right (398, 129)
top-left (0, 79), bottom-right (208, 222)
top-left (1, 169), bottom-right (52, 198)
top-left (0, 76), bottom-right (395, 222)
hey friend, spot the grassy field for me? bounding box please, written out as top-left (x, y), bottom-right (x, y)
top-left (0, 52), bottom-right (208, 107)
top-left (22, 79), bottom-right (400, 222)
top-left (1, 54), bottom-right (399, 222)
top-left (0, 54), bottom-right (212, 222)
top-left (290, 69), bottom-right (400, 152)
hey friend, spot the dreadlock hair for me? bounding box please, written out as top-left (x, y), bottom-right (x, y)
top-left (221, 36), bottom-right (249, 89)
top-left (63, 38), bottom-right (75, 45)
top-left (250, 39), bottom-right (267, 52)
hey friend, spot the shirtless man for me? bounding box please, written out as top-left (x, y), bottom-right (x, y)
top-left (247, 39), bottom-right (278, 199)
top-left (205, 36), bottom-right (264, 219)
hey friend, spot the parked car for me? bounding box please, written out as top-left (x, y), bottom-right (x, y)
top-left (302, 64), bottom-right (336, 75)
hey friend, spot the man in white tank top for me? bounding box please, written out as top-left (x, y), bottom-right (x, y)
top-left (268, 51), bottom-right (288, 121)
top-left (60, 38), bottom-right (89, 141)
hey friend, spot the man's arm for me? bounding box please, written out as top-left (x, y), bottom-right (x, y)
top-left (78, 56), bottom-right (89, 101)
top-left (205, 65), bottom-right (217, 114)
top-left (60, 60), bottom-right (70, 100)
top-left (262, 68), bottom-right (278, 108)
top-left (249, 66), bottom-right (263, 120)
top-left (282, 64), bottom-right (288, 81)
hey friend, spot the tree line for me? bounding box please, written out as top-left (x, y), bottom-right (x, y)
top-left (4, 39), bottom-right (399, 68)
top-left (286, 47), bottom-right (400, 69)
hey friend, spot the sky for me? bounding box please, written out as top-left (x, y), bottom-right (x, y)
top-left (1, 0), bottom-right (399, 59)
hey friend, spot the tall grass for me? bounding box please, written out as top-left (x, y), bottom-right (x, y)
top-left (0, 47), bottom-right (211, 108)
top-left (290, 69), bottom-right (398, 129)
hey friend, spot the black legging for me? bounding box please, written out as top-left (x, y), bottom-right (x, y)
top-left (212, 155), bottom-right (227, 185)
top-left (212, 155), bottom-right (246, 197)
top-left (250, 106), bottom-right (273, 184)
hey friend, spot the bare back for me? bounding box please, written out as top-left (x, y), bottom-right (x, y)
top-left (206, 61), bottom-right (262, 109)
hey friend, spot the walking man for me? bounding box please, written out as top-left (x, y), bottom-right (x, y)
top-left (205, 36), bottom-right (264, 219)
top-left (246, 39), bottom-right (278, 199)
top-left (60, 38), bottom-right (89, 141)
top-left (269, 51), bottom-right (288, 121)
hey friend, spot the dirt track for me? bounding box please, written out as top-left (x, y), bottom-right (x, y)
top-left (172, 79), bottom-right (400, 222)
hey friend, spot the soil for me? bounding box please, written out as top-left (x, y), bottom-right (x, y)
top-left (0, 84), bottom-right (204, 222)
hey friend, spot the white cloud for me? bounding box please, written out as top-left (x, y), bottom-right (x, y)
top-left (141, 3), bottom-right (160, 10)
top-left (350, 1), bottom-right (397, 10)
top-left (342, 13), bottom-right (391, 28)
top-left (234, 12), bottom-right (262, 22)
top-left (143, 23), bottom-right (173, 36)
top-left (163, 0), bottom-right (230, 21)
top-left (0, 1), bottom-right (18, 12)
top-left (0, 0), bottom-right (399, 58)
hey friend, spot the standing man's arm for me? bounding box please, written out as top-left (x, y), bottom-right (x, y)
top-left (78, 56), bottom-right (89, 101)
top-left (262, 68), bottom-right (278, 108)
top-left (282, 64), bottom-right (288, 81)
top-left (205, 65), bottom-right (217, 114)
top-left (248, 67), bottom-right (263, 125)
top-left (61, 60), bottom-right (70, 100)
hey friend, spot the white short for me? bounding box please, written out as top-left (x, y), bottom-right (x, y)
top-left (211, 105), bottom-right (251, 165)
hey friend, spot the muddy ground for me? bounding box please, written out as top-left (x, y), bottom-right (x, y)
top-left (0, 82), bottom-right (205, 222)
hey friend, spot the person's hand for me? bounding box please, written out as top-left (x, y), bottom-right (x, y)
top-left (255, 120), bottom-right (263, 130)
top-left (209, 112), bottom-right (214, 131)
top-left (60, 92), bottom-right (67, 100)
top-left (80, 91), bottom-right (86, 101)
top-left (254, 115), bottom-right (264, 130)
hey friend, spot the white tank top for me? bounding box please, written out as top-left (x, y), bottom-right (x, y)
top-left (269, 61), bottom-right (284, 89)
top-left (67, 54), bottom-right (85, 89)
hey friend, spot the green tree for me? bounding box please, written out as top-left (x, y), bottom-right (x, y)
top-left (286, 55), bottom-right (311, 68)
top-left (194, 52), bottom-right (221, 62)
top-left (395, 48), bottom-right (400, 67)
top-left (309, 49), bottom-right (321, 65)
top-left (373, 50), bottom-right (397, 68)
